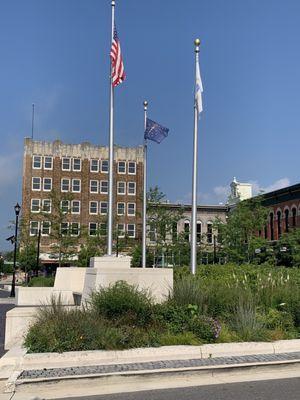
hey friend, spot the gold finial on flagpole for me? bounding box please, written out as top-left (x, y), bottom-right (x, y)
top-left (194, 38), bottom-right (200, 53)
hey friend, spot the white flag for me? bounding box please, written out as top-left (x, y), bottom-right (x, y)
top-left (195, 57), bottom-right (203, 116)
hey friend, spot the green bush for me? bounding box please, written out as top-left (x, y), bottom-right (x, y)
top-left (89, 281), bottom-right (154, 326)
top-left (158, 332), bottom-right (200, 346)
top-left (28, 276), bottom-right (55, 287)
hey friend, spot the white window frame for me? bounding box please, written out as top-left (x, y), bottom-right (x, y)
top-left (128, 161), bottom-right (136, 175)
top-left (89, 201), bottom-right (98, 215)
top-left (118, 161), bottom-right (126, 174)
top-left (60, 200), bottom-right (70, 214)
top-left (30, 221), bottom-right (40, 236)
top-left (31, 199), bottom-right (40, 213)
top-left (90, 180), bottom-right (99, 193)
top-left (61, 178), bottom-right (70, 192)
top-left (62, 157), bottom-right (71, 171)
top-left (127, 224), bottom-right (136, 238)
top-left (90, 159), bottom-right (99, 173)
top-left (127, 202), bottom-right (136, 216)
top-left (44, 156), bottom-right (53, 170)
top-left (71, 200), bottom-right (80, 214)
top-left (32, 155), bottom-right (42, 169)
top-left (60, 222), bottom-right (69, 236)
top-left (117, 202), bottom-right (125, 216)
top-left (89, 222), bottom-right (97, 236)
top-left (70, 222), bottom-right (80, 237)
top-left (100, 201), bottom-right (108, 215)
top-left (43, 177), bottom-right (52, 192)
top-left (72, 158), bottom-right (81, 172)
top-left (99, 223), bottom-right (107, 237)
top-left (100, 180), bottom-right (108, 194)
top-left (41, 221), bottom-right (51, 236)
top-left (117, 181), bottom-right (126, 195)
top-left (32, 177), bottom-right (41, 191)
top-left (42, 199), bottom-right (52, 213)
top-left (127, 182), bottom-right (136, 196)
top-left (101, 160), bottom-right (108, 173)
top-left (72, 178), bottom-right (81, 193)
top-left (117, 223), bottom-right (125, 238)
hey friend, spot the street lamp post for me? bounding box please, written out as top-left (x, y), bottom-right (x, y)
top-left (10, 203), bottom-right (21, 297)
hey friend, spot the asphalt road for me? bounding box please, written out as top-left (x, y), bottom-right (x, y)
top-left (57, 378), bottom-right (300, 400)
top-left (0, 289), bottom-right (14, 357)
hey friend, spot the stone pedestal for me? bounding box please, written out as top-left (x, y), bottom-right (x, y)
top-left (82, 255), bottom-right (173, 303)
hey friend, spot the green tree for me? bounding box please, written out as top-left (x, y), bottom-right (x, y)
top-left (215, 196), bottom-right (270, 264)
top-left (276, 228), bottom-right (300, 267)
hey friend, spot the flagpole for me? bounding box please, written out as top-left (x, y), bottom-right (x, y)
top-left (142, 100), bottom-right (148, 268)
top-left (191, 38), bottom-right (201, 275)
top-left (107, 0), bottom-right (115, 256)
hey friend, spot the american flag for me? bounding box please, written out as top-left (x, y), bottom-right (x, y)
top-left (110, 26), bottom-right (126, 87)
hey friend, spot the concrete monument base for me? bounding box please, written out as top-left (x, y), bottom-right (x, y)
top-left (82, 255), bottom-right (173, 303)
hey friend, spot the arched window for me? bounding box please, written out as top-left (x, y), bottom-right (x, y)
top-left (197, 222), bottom-right (202, 243)
top-left (207, 223), bottom-right (213, 244)
top-left (184, 220), bottom-right (190, 242)
top-left (292, 208), bottom-right (297, 228)
top-left (284, 209), bottom-right (289, 233)
top-left (277, 210), bottom-right (282, 238)
top-left (264, 225), bottom-right (268, 239)
top-left (270, 212), bottom-right (274, 241)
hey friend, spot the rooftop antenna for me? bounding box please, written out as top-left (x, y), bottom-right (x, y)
top-left (31, 103), bottom-right (35, 139)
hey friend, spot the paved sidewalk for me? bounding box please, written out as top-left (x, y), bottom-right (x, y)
top-left (18, 351), bottom-right (300, 381)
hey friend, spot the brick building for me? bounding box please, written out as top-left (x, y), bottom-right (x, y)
top-left (261, 183), bottom-right (300, 241)
top-left (22, 138), bottom-right (144, 261)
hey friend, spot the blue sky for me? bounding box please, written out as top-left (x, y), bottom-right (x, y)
top-left (0, 0), bottom-right (299, 250)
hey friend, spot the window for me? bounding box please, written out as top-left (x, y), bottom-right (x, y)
top-left (128, 161), bottom-right (136, 175)
top-left (89, 222), bottom-right (97, 236)
top-left (197, 222), bottom-right (202, 243)
top-left (118, 161), bottom-right (126, 174)
top-left (90, 180), bottom-right (98, 193)
top-left (31, 199), bottom-right (40, 213)
top-left (62, 157), bottom-right (71, 171)
top-left (128, 182), bottom-right (136, 195)
top-left (117, 202), bottom-right (125, 216)
top-left (172, 222), bottom-right (177, 242)
top-left (100, 201), bottom-right (108, 215)
top-left (71, 200), bottom-right (80, 214)
top-left (264, 225), bottom-right (268, 239)
top-left (149, 221), bottom-right (156, 242)
top-left (42, 199), bottom-right (51, 213)
top-left (292, 208), bottom-right (297, 228)
top-left (32, 155), bottom-right (42, 169)
top-left (32, 177), bottom-right (41, 191)
top-left (89, 201), bottom-right (98, 215)
top-left (284, 209), bottom-right (289, 233)
top-left (73, 158), bottom-right (81, 171)
top-left (127, 203), bottom-right (136, 216)
top-left (61, 200), bottom-right (70, 213)
top-left (117, 223), bottom-right (125, 238)
top-left (117, 181), bottom-right (126, 195)
top-left (43, 178), bottom-right (52, 191)
top-left (100, 180), bottom-right (108, 194)
top-left (99, 223), bottom-right (107, 236)
top-left (207, 223), bottom-right (213, 244)
top-left (90, 159), bottom-right (99, 172)
top-left (70, 222), bottom-right (80, 236)
top-left (30, 221), bottom-right (39, 236)
top-left (61, 178), bottom-right (70, 192)
top-left (41, 221), bottom-right (51, 236)
top-left (72, 179), bottom-right (81, 192)
top-left (61, 222), bottom-right (69, 236)
top-left (101, 160), bottom-right (108, 173)
top-left (270, 213), bottom-right (274, 241)
top-left (277, 211), bottom-right (282, 238)
top-left (184, 221), bottom-right (190, 242)
top-left (44, 156), bottom-right (53, 170)
top-left (127, 224), bottom-right (135, 238)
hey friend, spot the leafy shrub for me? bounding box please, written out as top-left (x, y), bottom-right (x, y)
top-left (28, 276), bottom-right (55, 287)
top-left (158, 332), bottom-right (200, 346)
top-left (89, 281), bottom-right (154, 326)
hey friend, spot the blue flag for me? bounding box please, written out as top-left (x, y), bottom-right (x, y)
top-left (144, 118), bottom-right (169, 144)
